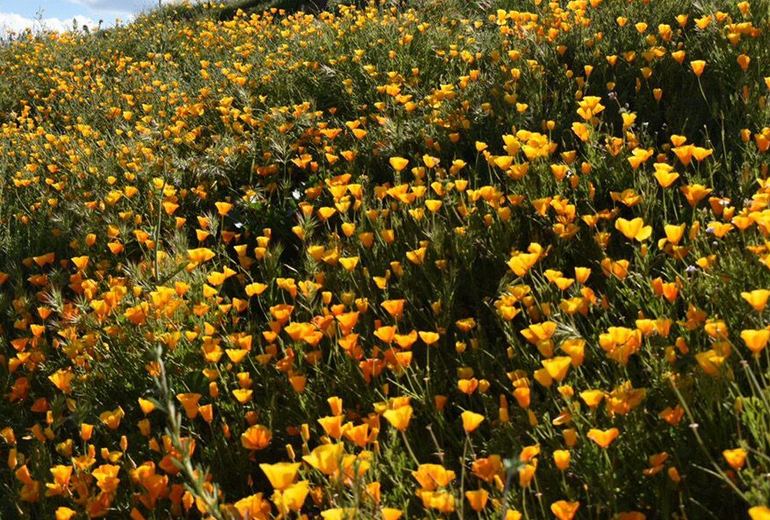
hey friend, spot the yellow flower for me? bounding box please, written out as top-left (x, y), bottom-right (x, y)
top-left (48, 369), bottom-right (74, 394)
top-left (99, 407), bottom-right (124, 430)
top-left (187, 247), bottom-right (215, 264)
top-left (339, 256), bottom-right (359, 272)
top-left (580, 389), bottom-right (605, 409)
top-left (587, 427), bottom-right (620, 448)
top-left (260, 462), bottom-right (301, 490)
top-left (680, 184), bottom-right (712, 207)
top-left (690, 60), bottom-right (706, 77)
top-left (465, 489), bottom-right (489, 512)
top-left (381, 508), bottom-right (403, 520)
top-left (615, 217), bottom-right (652, 242)
top-left (303, 443), bottom-right (344, 475)
top-left (321, 508), bottom-right (358, 520)
top-left (541, 356), bottom-right (572, 382)
top-left (722, 448), bottom-right (747, 471)
top-left (389, 157), bottom-right (409, 172)
top-left (741, 289), bottom-right (770, 312)
top-left (175, 393), bottom-right (201, 419)
top-left (55, 507), bottom-right (77, 520)
top-left (419, 331), bottom-right (440, 346)
top-left (507, 243), bottom-right (543, 277)
top-left (741, 329), bottom-right (770, 355)
top-left (412, 464), bottom-right (456, 490)
top-left (461, 411), bottom-right (485, 433)
top-left (383, 405), bottom-right (413, 432)
top-left (272, 480), bottom-right (309, 515)
top-left (241, 425), bottom-right (271, 450)
top-left (551, 500), bottom-right (580, 520)
top-left (572, 122), bottom-right (591, 142)
top-left (381, 299), bottom-right (406, 319)
top-left (215, 201), bottom-right (233, 216)
top-left (553, 450), bottom-right (571, 471)
top-left (92, 464), bottom-right (121, 493)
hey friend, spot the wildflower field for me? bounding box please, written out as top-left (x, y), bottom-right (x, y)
top-left (2, 0), bottom-right (770, 517)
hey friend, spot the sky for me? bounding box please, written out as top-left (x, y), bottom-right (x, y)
top-left (0, 0), bottom-right (167, 34)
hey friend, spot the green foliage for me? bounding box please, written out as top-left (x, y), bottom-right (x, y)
top-left (0, 0), bottom-right (770, 518)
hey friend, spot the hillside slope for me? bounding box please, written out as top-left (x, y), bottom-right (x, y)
top-left (1, 0), bottom-right (770, 518)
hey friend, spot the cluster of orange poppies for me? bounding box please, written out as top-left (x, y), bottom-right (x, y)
top-left (1, 0), bottom-right (770, 518)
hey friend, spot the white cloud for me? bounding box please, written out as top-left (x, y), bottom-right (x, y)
top-left (67, 0), bottom-right (170, 17)
top-left (0, 12), bottom-right (98, 36)
top-left (70, 0), bottom-right (144, 8)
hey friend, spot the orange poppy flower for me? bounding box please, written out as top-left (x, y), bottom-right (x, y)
top-left (383, 405), bottom-right (413, 432)
top-left (551, 500), bottom-right (580, 520)
top-left (461, 411), bottom-right (485, 433)
top-left (587, 427), bottom-right (620, 448)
